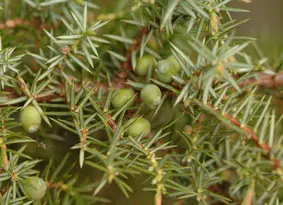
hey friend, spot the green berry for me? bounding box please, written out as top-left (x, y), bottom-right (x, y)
top-left (167, 55), bottom-right (181, 73)
top-left (140, 84), bottom-right (162, 109)
top-left (156, 59), bottom-right (177, 83)
top-left (111, 88), bottom-right (135, 109)
top-left (134, 55), bottom-right (155, 76)
top-left (126, 117), bottom-right (151, 137)
top-left (20, 106), bottom-right (42, 133)
top-left (20, 177), bottom-right (47, 201)
top-left (149, 100), bottom-right (174, 127)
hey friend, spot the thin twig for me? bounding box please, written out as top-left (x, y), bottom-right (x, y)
top-left (222, 111), bottom-right (281, 171)
top-left (0, 18), bottom-right (59, 30)
top-left (239, 71), bottom-right (283, 88)
top-left (193, 99), bottom-right (281, 172)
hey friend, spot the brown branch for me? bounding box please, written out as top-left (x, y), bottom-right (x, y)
top-left (239, 71), bottom-right (283, 88)
top-left (35, 93), bottom-right (64, 102)
top-left (3, 79), bottom-right (120, 103)
top-left (2, 80), bottom-right (119, 131)
top-left (206, 104), bottom-right (281, 171)
top-left (222, 112), bottom-right (271, 153)
top-left (192, 70), bottom-right (283, 172)
top-left (155, 191), bottom-right (162, 205)
top-left (0, 120), bottom-right (8, 171)
top-left (3, 62), bottom-right (282, 172)
top-left (117, 27), bottom-right (150, 79)
top-left (0, 18), bottom-right (59, 30)
top-left (239, 71), bottom-right (283, 114)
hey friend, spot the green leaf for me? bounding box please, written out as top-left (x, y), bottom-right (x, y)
top-left (161, 0), bottom-right (179, 29)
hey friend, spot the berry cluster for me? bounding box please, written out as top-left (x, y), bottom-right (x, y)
top-left (18, 54), bottom-right (181, 198)
top-left (19, 55), bottom-right (181, 139)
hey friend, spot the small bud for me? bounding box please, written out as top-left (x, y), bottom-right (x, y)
top-left (183, 125), bottom-right (193, 134)
top-left (86, 30), bottom-right (96, 36)
top-left (210, 12), bottom-right (219, 35)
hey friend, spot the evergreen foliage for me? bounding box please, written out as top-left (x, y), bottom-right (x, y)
top-left (0, 0), bottom-right (282, 204)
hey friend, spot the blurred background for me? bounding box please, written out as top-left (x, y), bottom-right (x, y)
top-left (231, 0), bottom-right (283, 59)
top-left (96, 0), bottom-right (283, 58)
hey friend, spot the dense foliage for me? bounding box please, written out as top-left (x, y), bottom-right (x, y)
top-left (0, 0), bottom-right (283, 204)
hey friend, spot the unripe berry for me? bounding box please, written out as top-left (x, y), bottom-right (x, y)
top-left (20, 177), bottom-right (47, 201)
top-left (149, 100), bottom-right (174, 127)
top-left (156, 55), bottom-right (182, 83)
top-left (156, 59), bottom-right (177, 83)
top-left (20, 106), bottom-right (42, 133)
top-left (126, 117), bottom-right (151, 137)
top-left (134, 55), bottom-right (155, 76)
top-left (111, 88), bottom-right (135, 109)
top-left (167, 55), bottom-right (181, 73)
top-left (140, 84), bottom-right (162, 109)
